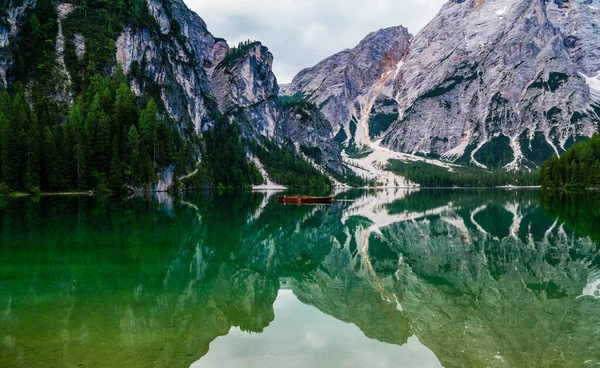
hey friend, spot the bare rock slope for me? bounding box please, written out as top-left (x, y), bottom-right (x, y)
top-left (286, 0), bottom-right (600, 171)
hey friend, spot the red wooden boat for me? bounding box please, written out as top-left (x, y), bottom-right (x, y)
top-left (277, 196), bottom-right (333, 205)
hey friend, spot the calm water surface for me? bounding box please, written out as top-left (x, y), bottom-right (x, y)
top-left (0, 189), bottom-right (599, 368)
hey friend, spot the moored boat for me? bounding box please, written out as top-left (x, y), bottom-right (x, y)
top-left (277, 196), bottom-right (333, 205)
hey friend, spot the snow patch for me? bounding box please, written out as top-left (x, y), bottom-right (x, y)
top-left (442, 215), bottom-right (471, 244)
top-left (504, 202), bottom-right (522, 238)
top-left (503, 135), bottom-right (525, 172)
top-left (470, 205), bottom-right (488, 235)
top-left (544, 219), bottom-right (558, 240)
top-left (252, 157), bottom-right (287, 191)
top-left (545, 134), bottom-right (561, 158)
top-left (393, 60), bottom-right (404, 79)
top-left (442, 129), bottom-right (472, 161)
top-left (470, 139), bottom-right (489, 169)
top-left (580, 72), bottom-right (600, 104)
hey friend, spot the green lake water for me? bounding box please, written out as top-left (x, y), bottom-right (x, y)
top-left (0, 189), bottom-right (599, 368)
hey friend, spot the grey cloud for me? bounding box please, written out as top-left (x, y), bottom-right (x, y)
top-left (184, 0), bottom-right (446, 83)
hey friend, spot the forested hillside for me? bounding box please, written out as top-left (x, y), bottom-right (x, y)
top-left (0, 72), bottom-right (191, 193)
top-left (0, 0), bottom-right (193, 194)
top-left (0, 0), bottom-right (340, 194)
top-left (386, 160), bottom-right (540, 188)
top-left (541, 134), bottom-right (600, 191)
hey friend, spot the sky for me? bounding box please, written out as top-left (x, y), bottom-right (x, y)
top-left (184, 0), bottom-right (447, 83)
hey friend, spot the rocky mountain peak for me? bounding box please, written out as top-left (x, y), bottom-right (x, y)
top-left (282, 26), bottom-right (413, 135)
top-left (210, 41), bottom-right (282, 138)
top-left (378, 0), bottom-right (600, 170)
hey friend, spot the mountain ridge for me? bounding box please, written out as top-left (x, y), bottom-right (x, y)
top-left (285, 0), bottom-right (600, 175)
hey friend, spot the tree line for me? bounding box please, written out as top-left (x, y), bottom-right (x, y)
top-left (249, 140), bottom-right (332, 188)
top-left (0, 71), bottom-right (184, 194)
top-left (387, 159), bottom-right (540, 188)
top-left (220, 40), bottom-right (259, 68)
top-left (541, 133), bottom-right (600, 191)
top-left (197, 115), bottom-right (264, 189)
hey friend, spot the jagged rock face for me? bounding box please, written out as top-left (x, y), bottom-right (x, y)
top-left (0, 0), bottom-right (36, 87)
top-left (153, 164), bottom-right (175, 192)
top-left (282, 26), bottom-right (413, 134)
top-left (2, 0), bottom-right (343, 182)
top-left (382, 0), bottom-right (600, 169)
top-left (210, 42), bottom-right (283, 138)
top-left (279, 104), bottom-right (344, 175)
top-left (546, 0), bottom-right (600, 75)
top-left (116, 0), bottom-right (227, 134)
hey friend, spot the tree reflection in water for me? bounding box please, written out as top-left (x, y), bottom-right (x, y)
top-left (0, 189), bottom-right (598, 368)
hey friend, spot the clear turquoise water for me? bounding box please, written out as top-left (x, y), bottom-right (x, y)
top-left (0, 189), bottom-right (599, 368)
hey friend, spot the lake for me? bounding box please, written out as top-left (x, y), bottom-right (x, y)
top-left (0, 189), bottom-right (599, 368)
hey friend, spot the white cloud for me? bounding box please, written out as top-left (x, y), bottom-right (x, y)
top-left (184, 0), bottom-right (446, 83)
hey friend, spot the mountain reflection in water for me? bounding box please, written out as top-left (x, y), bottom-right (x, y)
top-left (0, 189), bottom-right (598, 368)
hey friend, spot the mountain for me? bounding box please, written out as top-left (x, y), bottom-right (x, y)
top-left (384, 0), bottom-right (600, 170)
top-left (0, 0), bottom-right (344, 193)
top-left (286, 0), bottom-right (600, 173)
top-left (283, 26), bottom-right (413, 148)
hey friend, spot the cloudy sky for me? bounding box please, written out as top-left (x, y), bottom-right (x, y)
top-left (184, 0), bottom-right (446, 83)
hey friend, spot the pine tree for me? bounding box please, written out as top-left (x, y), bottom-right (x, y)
top-left (85, 94), bottom-right (103, 150)
top-left (2, 90), bottom-right (30, 189)
top-left (95, 115), bottom-right (112, 174)
top-left (42, 127), bottom-right (60, 191)
top-left (126, 125), bottom-right (140, 182)
top-left (0, 111), bottom-right (7, 186)
top-left (115, 83), bottom-right (137, 129)
top-left (64, 100), bottom-right (87, 190)
top-left (139, 99), bottom-right (159, 170)
top-left (24, 112), bottom-right (42, 190)
top-left (114, 82), bottom-right (138, 158)
top-left (593, 160), bottom-right (600, 187)
top-left (109, 136), bottom-right (124, 193)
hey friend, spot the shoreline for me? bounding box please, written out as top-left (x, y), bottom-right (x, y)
top-left (252, 184), bottom-right (288, 191)
top-left (2, 191), bottom-right (93, 198)
top-left (1, 186), bottom-right (547, 199)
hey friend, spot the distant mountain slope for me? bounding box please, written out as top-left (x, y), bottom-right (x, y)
top-left (286, 0), bottom-right (600, 173)
top-left (383, 0), bottom-right (600, 170)
top-left (282, 26), bottom-right (413, 145)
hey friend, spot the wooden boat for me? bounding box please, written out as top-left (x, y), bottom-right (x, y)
top-left (277, 196), bottom-right (333, 205)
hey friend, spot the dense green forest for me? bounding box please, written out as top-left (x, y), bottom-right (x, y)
top-left (387, 160), bottom-right (540, 187)
top-left (0, 72), bottom-right (191, 194)
top-left (0, 0), bottom-right (192, 194)
top-left (249, 140), bottom-right (332, 188)
top-left (540, 133), bottom-right (600, 191)
top-left (13, 0), bottom-right (155, 93)
top-left (197, 116), bottom-right (265, 189)
top-left (0, 0), bottom-right (335, 194)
